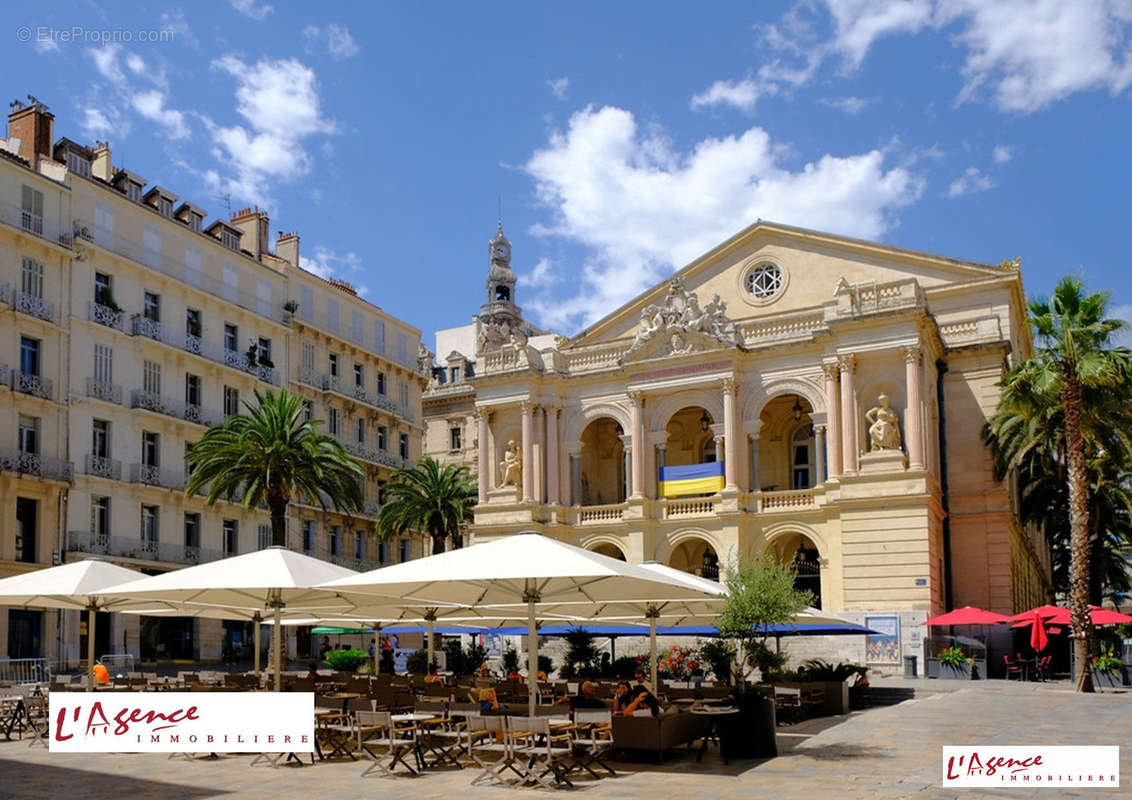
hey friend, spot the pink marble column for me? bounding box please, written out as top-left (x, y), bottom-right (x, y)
top-left (904, 346), bottom-right (924, 468)
top-left (521, 401), bottom-right (534, 502)
top-left (838, 354), bottom-right (858, 474)
top-left (476, 407), bottom-right (489, 502)
top-left (545, 406), bottom-right (560, 504)
top-left (629, 392), bottom-right (645, 498)
top-left (823, 362), bottom-right (841, 478)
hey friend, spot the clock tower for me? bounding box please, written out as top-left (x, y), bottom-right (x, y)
top-left (480, 221), bottom-right (521, 329)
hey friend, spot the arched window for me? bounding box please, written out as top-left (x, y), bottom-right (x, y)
top-left (791, 425), bottom-right (813, 489)
top-left (700, 436), bottom-right (717, 463)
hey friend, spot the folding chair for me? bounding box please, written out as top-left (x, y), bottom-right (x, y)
top-left (571, 708), bottom-right (616, 778)
top-left (358, 711), bottom-right (419, 777)
top-left (417, 714), bottom-right (468, 770)
top-left (22, 695), bottom-right (48, 748)
top-left (468, 715), bottom-right (520, 786)
top-left (511, 716), bottom-right (575, 788)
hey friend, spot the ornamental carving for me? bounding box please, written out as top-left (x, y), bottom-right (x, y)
top-left (477, 320), bottom-right (528, 354)
top-left (620, 279), bottom-right (740, 363)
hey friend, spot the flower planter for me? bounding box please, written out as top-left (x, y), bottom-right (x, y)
top-left (1091, 669), bottom-right (1124, 689)
top-left (725, 691), bottom-right (777, 759)
top-left (926, 657), bottom-right (976, 679)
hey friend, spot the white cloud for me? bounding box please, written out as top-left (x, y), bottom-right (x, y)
top-left (159, 9), bottom-right (197, 48)
top-left (819, 95), bottom-right (875, 114)
top-left (992, 144), bottom-right (1013, 163)
top-left (230, 0), bottom-right (273, 20)
top-left (547, 77), bottom-right (569, 100)
top-left (299, 246), bottom-right (370, 297)
top-left (523, 105), bottom-right (923, 331)
top-left (84, 46), bottom-right (187, 140)
top-left (690, 78), bottom-right (764, 113)
top-left (947, 166), bottom-right (995, 197)
top-left (89, 45), bottom-right (127, 86)
top-left (824, 0), bottom-right (935, 69)
top-left (303, 24), bottom-right (360, 60)
top-left (517, 258), bottom-right (559, 289)
top-left (80, 107), bottom-right (117, 140)
top-left (131, 90), bottom-right (189, 139)
top-left (33, 36), bottom-right (59, 54)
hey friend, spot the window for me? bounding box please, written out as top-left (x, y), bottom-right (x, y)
top-left (92, 419), bottom-right (109, 458)
top-left (450, 366), bottom-right (460, 384)
top-left (328, 353), bottom-right (339, 377)
top-left (187, 214), bottom-right (202, 234)
top-left (398, 538), bottom-right (411, 563)
top-left (224, 323), bottom-right (238, 353)
top-left (221, 228), bottom-right (240, 251)
top-left (377, 426), bottom-right (387, 451)
top-left (143, 360), bottom-right (161, 395)
top-left (397, 333), bottom-right (408, 365)
top-left (20, 337), bottom-right (40, 376)
top-left (450, 426), bottom-right (462, 451)
top-left (374, 320), bottom-right (386, 353)
top-left (21, 258), bottom-right (43, 298)
top-left (90, 496), bottom-right (110, 539)
top-left (158, 197), bottom-right (173, 217)
top-left (141, 505), bottom-right (159, 545)
top-left (354, 363), bottom-right (364, 387)
top-left (223, 386), bottom-right (239, 417)
top-left (328, 408), bottom-right (339, 435)
top-left (18, 415), bottom-right (39, 455)
top-left (326, 298), bottom-right (339, 332)
top-left (16, 498), bottom-right (37, 563)
top-left (299, 285), bottom-right (313, 321)
top-left (378, 480), bottom-right (387, 505)
top-left (94, 344), bottom-right (113, 384)
top-left (142, 431), bottom-right (159, 467)
top-left (222, 520), bottom-right (238, 557)
top-left (126, 182), bottom-right (141, 203)
top-left (791, 425), bottom-right (814, 490)
top-left (183, 442), bottom-right (194, 479)
top-left (399, 433), bottom-right (409, 460)
top-left (94, 202), bottom-right (114, 233)
top-left (94, 272), bottom-right (112, 305)
top-left (185, 308), bottom-right (201, 338)
top-left (302, 400), bottom-right (313, 422)
top-left (329, 525), bottom-right (341, 557)
top-left (184, 513), bottom-right (200, 549)
top-left (377, 372), bottom-right (386, 395)
top-left (700, 437), bottom-right (716, 464)
top-left (745, 263), bottom-right (783, 299)
top-left (378, 541), bottom-right (388, 565)
top-left (399, 381), bottom-right (410, 409)
top-left (143, 292), bottom-right (160, 322)
top-left (257, 337), bottom-right (272, 365)
top-left (301, 340), bottom-right (315, 372)
top-left (356, 418), bottom-right (366, 444)
top-left (352, 311), bottom-right (364, 344)
top-left (142, 226), bottom-right (160, 268)
top-left (301, 520), bottom-right (313, 553)
top-left (66, 150), bottom-right (91, 177)
top-left (257, 524), bottom-right (271, 550)
top-left (21, 185), bottom-right (43, 234)
top-left (354, 530), bottom-right (365, 560)
top-left (185, 374), bottom-right (201, 407)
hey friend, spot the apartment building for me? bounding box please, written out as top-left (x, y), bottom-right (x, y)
top-left (0, 100), bottom-right (427, 667)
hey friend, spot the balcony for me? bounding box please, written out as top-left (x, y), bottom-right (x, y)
top-left (0, 199), bottom-right (72, 248)
top-left (578, 503), bottom-right (627, 524)
top-left (87, 301), bottom-right (125, 331)
top-left (299, 367), bottom-right (414, 422)
top-left (84, 453), bottom-right (122, 480)
top-left (130, 314), bottom-right (163, 341)
top-left (12, 371), bottom-right (52, 400)
top-left (753, 488), bottom-right (819, 512)
top-left (0, 449), bottom-right (73, 482)
top-left (130, 389), bottom-right (216, 427)
top-left (13, 291), bottom-right (55, 323)
top-left (661, 497), bottom-right (718, 519)
top-left (86, 377), bottom-right (123, 404)
top-left (125, 317), bottom-right (279, 385)
top-left (65, 530), bottom-right (221, 566)
top-left (129, 462), bottom-right (184, 490)
top-left (363, 499), bottom-right (382, 518)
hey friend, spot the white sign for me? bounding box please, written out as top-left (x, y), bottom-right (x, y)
top-left (49, 692), bottom-right (314, 753)
top-left (943, 746), bottom-right (1119, 788)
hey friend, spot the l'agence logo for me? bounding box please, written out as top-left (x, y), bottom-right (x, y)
top-left (49, 692), bottom-right (314, 753)
top-left (943, 746), bottom-right (1119, 787)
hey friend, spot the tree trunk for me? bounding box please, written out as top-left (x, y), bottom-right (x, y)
top-left (1062, 374), bottom-right (1094, 693)
top-left (269, 498), bottom-right (288, 548)
top-left (431, 527), bottom-right (445, 555)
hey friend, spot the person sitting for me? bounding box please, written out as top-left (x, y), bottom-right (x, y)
top-left (506, 666), bottom-right (522, 681)
top-left (305, 663), bottom-right (320, 681)
top-left (477, 686), bottom-right (500, 713)
top-left (536, 668), bottom-right (548, 681)
top-left (632, 667), bottom-right (654, 696)
top-left (556, 681), bottom-right (607, 717)
top-left (92, 661), bottom-right (110, 685)
top-left (478, 664), bottom-right (493, 678)
top-left (423, 664), bottom-right (446, 685)
top-left (613, 680), bottom-right (659, 717)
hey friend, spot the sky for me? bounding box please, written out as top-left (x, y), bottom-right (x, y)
top-left (4, 1), bottom-right (1132, 345)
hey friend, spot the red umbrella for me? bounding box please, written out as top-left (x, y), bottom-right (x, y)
top-left (1008, 604), bottom-right (1065, 622)
top-left (923, 606), bottom-right (1011, 626)
top-left (1043, 605), bottom-right (1132, 627)
top-left (1029, 611), bottom-right (1048, 652)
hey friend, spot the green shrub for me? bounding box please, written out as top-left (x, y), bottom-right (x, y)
top-left (501, 646), bottom-right (520, 675)
top-left (938, 646), bottom-right (971, 668)
top-left (699, 640), bottom-right (737, 684)
top-left (608, 656), bottom-right (640, 679)
top-left (797, 659), bottom-right (867, 683)
top-left (406, 648), bottom-right (431, 675)
top-left (323, 648), bottom-right (368, 673)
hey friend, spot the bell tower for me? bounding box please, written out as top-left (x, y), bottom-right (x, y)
top-left (480, 221), bottom-right (521, 328)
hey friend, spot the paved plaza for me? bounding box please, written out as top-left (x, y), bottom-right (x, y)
top-left (1, 681), bottom-right (1127, 799)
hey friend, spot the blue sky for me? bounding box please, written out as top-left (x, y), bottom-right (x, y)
top-left (5, 1), bottom-right (1132, 343)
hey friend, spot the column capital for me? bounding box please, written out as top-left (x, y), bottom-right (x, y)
top-left (627, 390), bottom-right (645, 408)
top-left (720, 376), bottom-right (737, 395)
top-left (902, 345), bottom-right (922, 365)
top-left (473, 405), bottom-right (492, 419)
top-left (813, 423), bottom-right (826, 435)
top-left (837, 353), bottom-right (856, 373)
top-left (519, 399), bottom-right (534, 413)
top-left (821, 361), bottom-right (840, 381)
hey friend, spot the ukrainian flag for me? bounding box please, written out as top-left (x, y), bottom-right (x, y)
top-left (658, 462), bottom-right (725, 498)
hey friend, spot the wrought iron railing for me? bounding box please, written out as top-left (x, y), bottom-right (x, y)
top-left (14, 291), bottom-right (54, 323)
top-left (13, 371), bottom-right (52, 399)
top-left (88, 300), bottom-right (125, 331)
top-left (130, 389), bottom-right (215, 427)
top-left (86, 377), bottom-right (122, 404)
top-left (128, 462), bottom-right (184, 490)
top-left (84, 453), bottom-right (122, 480)
top-left (0, 449), bottom-right (73, 481)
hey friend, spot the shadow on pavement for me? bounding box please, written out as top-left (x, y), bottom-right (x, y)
top-left (0, 758), bottom-right (230, 800)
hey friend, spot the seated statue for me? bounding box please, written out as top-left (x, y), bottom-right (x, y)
top-left (499, 439), bottom-right (522, 487)
top-left (865, 393), bottom-right (903, 451)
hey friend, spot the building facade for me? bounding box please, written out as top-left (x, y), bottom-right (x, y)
top-left (458, 220), bottom-right (1050, 670)
top-left (0, 101), bottom-right (428, 667)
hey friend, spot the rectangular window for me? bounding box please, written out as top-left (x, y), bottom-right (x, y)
top-left (187, 215), bottom-right (202, 234)
top-left (158, 197), bottom-right (173, 218)
top-left (354, 363), bottom-right (364, 387)
top-left (450, 366), bottom-right (460, 384)
top-left (94, 272), bottom-right (112, 305)
top-left (256, 280), bottom-right (271, 318)
top-left (352, 311), bottom-right (364, 344)
top-left (18, 415), bottom-right (39, 455)
top-left (257, 337), bottom-right (272, 365)
top-left (224, 323), bottom-right (238, 353)
top-left (299, 285), bottom-right (313, 322)
top-left (142, 225), bottom-right (161, 268)
top-left (354, 530), bottom-right (364, 560)
top-left (257, 524), bottom-right (271, 550)
top-left (378, 480), bottom-right (387, 505)
top-left (126, 183), bottom-right (141, 203)
top-left (326, 298), bottom-right (339, 332)
top-left (19, 336), bottom-right (40, 376)
top-left (67, 150), bottom-right (91, 177)
top-left (301, 340), bottom-right (315, 372)
top-left (374, 320), bottom-right (386, 353)
top-left (16, 498), bottom-right (37, 563)
top-left (301, 520), bottom-right (313, 553)
top-left (92, 419), bottom-right (109, 458)
top-left (94, 202), bottom-right (114, 233)
top-left (450, 426), bottom-right (462, 451)
top-left (142, 431), bottom-right (159, 467)
top-left (185, 374), bottom-right (201, 407)
top-left (184, 441), bottom-right (194, 480)
top-left (90, 496), bottom-right (110, 539)
top-left (143, 360), bottom-right (161, 395)
top-left (222, 520), bottom-right (238, 557)
top-left (21, 185), bottom-right (43, 234)
top-left (399, 433), bottom-right (409, 460)
top-left (185, 245), bottom-right (202, 284)
top-left (356, 418), bottom-right (365, 444)
top-left (328, 353), bottom-right (339, 377)
top-left (222, 265), bottom-right (238, 300)
top-left (399, 381), bottom-right (410, 409)
top-left (397, 333), bottom-right (408, 365)
top-left (94, 343), bottom-right (113, 383)
top-left (184, 513), bottom-right (200, 549)
top-left (329, 525), bottom-right (341, 557)
top-left (143, 292), bottom-right (160, 322)
top-left (302, 400), bottom-right (313, 422)
top-left (141, 505), bottom-right (159, 545)
top-left (222, 229), bottom-right (240, 252)
top-left (185, 308), bottom-right (201, 338)
top-left (328, 408), bottom-right (339, 435)
top-left (399, 539), bottom-right (411, 563)
top-left (377, 426), bottom-right (387, 451)
top-left (21, 258), bottom-right (44, 298)
top-left (223, 386), bottom-right (239, 417)
top-left (378, 541), bottom-right (388, 565)
top-left (377, 372), bottom-right (386, 395)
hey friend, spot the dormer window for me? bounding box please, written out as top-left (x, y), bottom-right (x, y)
top-left (158, 197), bottom-right (173, 217)
top-left (188, 214), bottom-right (202, 233)
top-left (450, 366), bottom-right (460, 383)
top-left (221, 229), bottom-right (240, 251)
top-left (66, 151), bottom-right (91, 178)
top-left (127, 183), bottom-right (141, 203)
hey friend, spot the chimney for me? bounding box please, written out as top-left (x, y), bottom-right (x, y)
top-left (6, 98), bottom-right (54, 169)
top-left (230, 206), bottom-right (269, 261)
top-left (92, 141), bottom-right (112, 181)
top-left (276, 231), bottom-right (300, 267)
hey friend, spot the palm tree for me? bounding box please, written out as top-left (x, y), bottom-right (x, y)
top-left (376, 458), bottom-right (476, 554)
top-left (989, 276), bottom-right (1131, 692)
top-left (185, 389), bottom-right (364, 547)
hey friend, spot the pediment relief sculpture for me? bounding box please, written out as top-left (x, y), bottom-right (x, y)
top-left (620, 278), bottom-right (740, 363)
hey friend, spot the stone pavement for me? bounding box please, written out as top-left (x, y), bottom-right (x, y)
top-left (0, 681), bottom-right (1127, 799)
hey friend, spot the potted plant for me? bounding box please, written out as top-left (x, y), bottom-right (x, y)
top-left (1090, 650), bottom-right (1125, 689)
top-left (95, 285), bottom-right (123, 314)
top-left (245, 343), bottom-right (258, 369)
top-left (793, 659), bottom-right (859, 715)
top-left (283, 299), bottom-right (299, 315)
top-left (699, 639), bottom-right (737, 686)
top-left (936, 646), bottom-right (974, 679)
top-left (323, 648), bottom-right (368, 673)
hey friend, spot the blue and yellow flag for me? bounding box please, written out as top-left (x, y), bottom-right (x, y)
top-left (658, 462), bottom-right (724, 497)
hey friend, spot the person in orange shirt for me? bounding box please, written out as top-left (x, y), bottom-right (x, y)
top-left (92, 662), bottom-right (110, 685)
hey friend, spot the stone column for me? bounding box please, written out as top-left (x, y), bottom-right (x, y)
top-left (569, 448), bottom-right (582, 506)
top-left (748, 431), bottom-right (760, 492)
top-left (721, 378), bottom-right (740, 490)
top-left (533, 406), bottom-right (544, 503)
top-left (476, 408), bottom-right (489, 502)
top-left (814, 424), bottom-right (826, 483)
top-left (822, 363), bottom-right (841, 479)
top-left (904, 346), bottom-right (924, 468)
top-left (545, 407), bottom-right (560, 504)
top-left (628, 392), bottom-right (645, 498)
top-left (621, 438), bottom-right (632, 502)
top-left (521, 401), bottom-right (534, 502)
top-left (838, 354), bottom-right (858, 474)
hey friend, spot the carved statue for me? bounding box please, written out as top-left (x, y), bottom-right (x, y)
top-left (478, 320), bottom-right (528, 354)
top-left (865, 394), bottom-right (903, 451)
top-left (621, 279), bottom-right (739, 362)
top-left (499, 439), bottom-right (523, 487)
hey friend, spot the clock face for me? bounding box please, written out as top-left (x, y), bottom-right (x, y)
top-left (493, 244), bottom-right (510, 260)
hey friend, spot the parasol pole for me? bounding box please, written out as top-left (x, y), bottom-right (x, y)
top-left (271, 596), bottom-right (283, 692)
top-left (526, 583), bottom-right (539, 717)
top-left (253, 611), bottom-right (262, 679)
top-left (647, 608), bottom-right (659, 693)
top-left (372, 622), bottom-right (382, 676)
top-left (87, 600), bottom-right (97, 692)
top-left (425, 609), bottom-right (437, 672)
